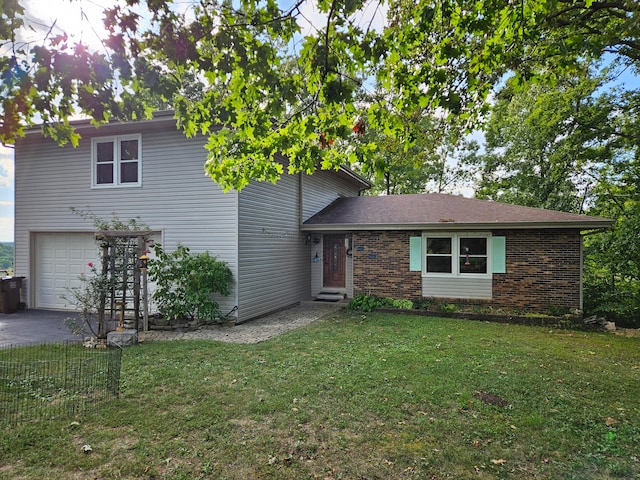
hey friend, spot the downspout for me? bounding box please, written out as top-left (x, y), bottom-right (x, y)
top-left (580, 236), bottom-right (584, 311)
top-left (298, 172), bottom-right (304, 227)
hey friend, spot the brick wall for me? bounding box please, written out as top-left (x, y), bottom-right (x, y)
top-left (352, 231), bottom-right (422, 298)
top-left (492, 229), bottom-right (582, 312)
top-left (351, 229), bottom-right (583, 314)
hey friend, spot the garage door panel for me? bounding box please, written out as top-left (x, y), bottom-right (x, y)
top-left (69, 249), bottom-right (85, 260)
top-left (35, 233), bottom-right (100, 310)
top-left (69, 264), bottom-right (86, 275)
top-left (35, 232), bottom-right (160, 310)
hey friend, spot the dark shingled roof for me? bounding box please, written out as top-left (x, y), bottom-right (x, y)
top-left (302, 193), bottom-right (613, 231)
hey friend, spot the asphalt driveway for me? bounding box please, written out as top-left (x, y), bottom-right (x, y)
top-left (0, 301), bottom-right (346, 348)
top-left (0, 310), bottom-right (97, 348)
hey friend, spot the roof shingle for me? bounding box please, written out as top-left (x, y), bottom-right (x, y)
top-left (302, 193), bottom-right (613, 230)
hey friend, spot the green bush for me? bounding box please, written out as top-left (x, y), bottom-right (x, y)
top-left (390, 298), bottom-right (414, 309)
top-left (347, 294), bottom-right (380, 312)
top-left (149, 244), bottom-right (233, 322)
top-left (583, 276), bottom-right (640, 328)
top-left (348, 295), bottom-right (415, 312)
top-left (440, 303), bottom-right (459, 313)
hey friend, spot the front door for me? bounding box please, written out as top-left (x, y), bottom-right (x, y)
top-left (323, 235), bottom-right (346, 288)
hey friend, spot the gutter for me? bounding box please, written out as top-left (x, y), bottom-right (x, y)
top-left (301, 220), bottom-right (615, 232)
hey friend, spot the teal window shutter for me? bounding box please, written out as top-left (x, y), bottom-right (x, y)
top-left (410, 237), bottom-right (422, 271)
top-left (492, 236), bottom-right (506, 273)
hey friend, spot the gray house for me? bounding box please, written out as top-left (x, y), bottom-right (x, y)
top-left (14, 112), bottom-right (369, 322)
top-left (14, 112), bottom-right (613, 321)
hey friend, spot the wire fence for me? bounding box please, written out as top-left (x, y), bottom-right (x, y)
top-left (0, 342), bottom-right (122, 425)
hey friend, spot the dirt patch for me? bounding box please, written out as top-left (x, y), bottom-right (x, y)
top-left (473, 390), bottom-right (510, 407)
top-left (615, 328), bottom-right (640, 337)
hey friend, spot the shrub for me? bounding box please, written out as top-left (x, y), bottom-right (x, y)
top-left (347, 294), bottom-right (380, 312)
top-left (583, 276), bottom-right (640, 328)
top-left (63, 261), bottom-right (114, 339)
top-left (348, 295), bottom-right (415, 312)
top-left (390, 298), bottom-right (414, 309)
top-left (149, 244), bottom-right (233, 322)
top-left (440, 303), bottom-right (458, 313)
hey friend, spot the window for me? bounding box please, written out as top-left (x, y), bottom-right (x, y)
top-left (92, 135), bottom-right (141, 187)
top-left (424, 233), bottom-right (490, 277)
top-left (459, 237), bottom-right (487, 274)
top-left (426, 237), bottom-right (452, 273)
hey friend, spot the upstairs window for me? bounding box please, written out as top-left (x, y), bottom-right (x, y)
top-left (92, 135), bottom-right (141, 187)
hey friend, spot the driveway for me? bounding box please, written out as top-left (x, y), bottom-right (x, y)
top-left (0, 310), bottom-right (97, 348)
top-left (0, 301), bottom-right (346, 348)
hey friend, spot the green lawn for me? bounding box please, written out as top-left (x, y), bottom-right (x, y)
top-left (1, 310), bottom-right (639, 479)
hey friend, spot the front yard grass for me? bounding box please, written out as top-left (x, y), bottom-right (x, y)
top-left (1, 310), bottom-right (639, 479)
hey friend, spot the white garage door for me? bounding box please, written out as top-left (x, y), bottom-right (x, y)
top-left (34, 233), bottom-right (101, 310)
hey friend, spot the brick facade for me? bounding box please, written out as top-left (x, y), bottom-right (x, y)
top-left (492, 229), bottom-right (582, 312)
top-left (351, 229), bottom-right (583, 314)
top-left (352, 231), bottom-right (423, 299)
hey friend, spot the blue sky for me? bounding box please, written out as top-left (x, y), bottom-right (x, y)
top-left (0, 146), bottom-right (13, 242)
top-left (0, 0), bottom-right (114, 243)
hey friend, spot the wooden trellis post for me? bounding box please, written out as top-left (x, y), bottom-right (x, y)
top-left (95, 231), bottom-right (152, 335)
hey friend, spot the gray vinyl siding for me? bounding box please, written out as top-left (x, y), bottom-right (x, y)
top-left (301, 170), bottom-right (362, 221)
top-left (237, 173), bottom-right (309, 322)
top-left (14, 121), bottom-right (239, 314)
top-left (302, 172), bottom-right (362, 297)
top-left (422, 277), bottom-right (493, 299)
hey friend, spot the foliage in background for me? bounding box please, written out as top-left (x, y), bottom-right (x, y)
top-left (466, 67), bottom-right (639, 326)
top-left (584, 197), bottom-right (640, 328)
top-left (148, 244), bottom-right (233, 322)
top-left (468, 68), bottom-right (629, 213)
top-left (0, 243), bottom-right (14, 271)
top-left (352, 112), bottom-right (478, 195)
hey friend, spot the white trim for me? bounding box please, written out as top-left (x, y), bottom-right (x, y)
top-left (422, 232), bottom-right (492, 279)
top-left (91, 134), bottom-right (142, 188)
top-left (302, 221), bottom-right (613, 231)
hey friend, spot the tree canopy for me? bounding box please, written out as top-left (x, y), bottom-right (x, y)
top-left (464, 59), bottom-right (639, 324)
top-left (1, 0), bottom-right (639, 190)
top-left (469, 67), bottom-right (632, 212)
top-left (0, 242), bottom-right (13, 271)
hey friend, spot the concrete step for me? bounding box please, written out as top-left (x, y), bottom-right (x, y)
top-left (320, 287), bottom-right (344, 294)
top-left (316, 291), bottom-right (345, 302)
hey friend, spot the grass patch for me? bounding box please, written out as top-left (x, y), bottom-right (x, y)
top-left (1, 311), bottom-right (639, 479)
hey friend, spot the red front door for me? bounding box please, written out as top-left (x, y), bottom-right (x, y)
top-left (323, 235), bottom-right (346, 288)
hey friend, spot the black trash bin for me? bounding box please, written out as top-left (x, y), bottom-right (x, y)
top-left (0, 276), bottom-right (25, 314)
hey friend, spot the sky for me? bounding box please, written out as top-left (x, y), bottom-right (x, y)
top-left (0, 0), bottom-right (121, 243)
top-left (1, 1), bottom-right (639, 243)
